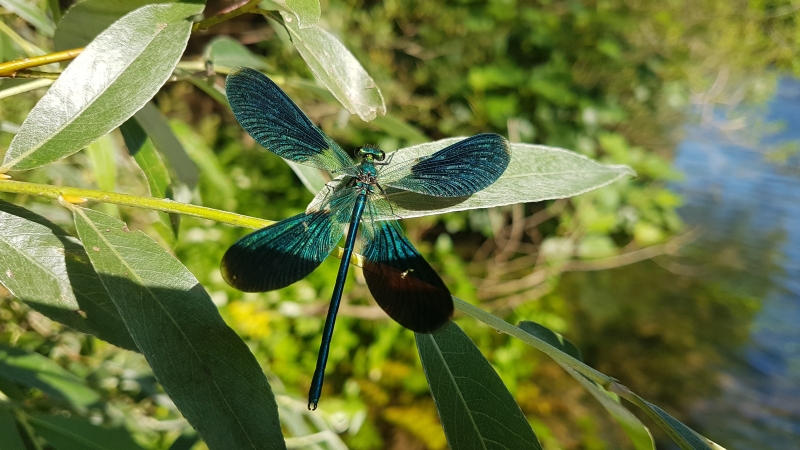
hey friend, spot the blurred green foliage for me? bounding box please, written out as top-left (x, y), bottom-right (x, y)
top-left (2, 0), bottom-right (798, 448)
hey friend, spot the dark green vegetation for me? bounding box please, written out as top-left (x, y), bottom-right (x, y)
top-left (0, 0), bottom-right (798, 449)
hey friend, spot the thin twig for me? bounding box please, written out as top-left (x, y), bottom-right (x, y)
top-left (479, 227), bottom-right (703, 298)
top-left (192, 0), bottom-right (263, 32)
top-left (0, 70), bottom-right (61, 79)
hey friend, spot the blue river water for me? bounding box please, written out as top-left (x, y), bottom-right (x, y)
top-left (673, 77), bottom-right (800, 449)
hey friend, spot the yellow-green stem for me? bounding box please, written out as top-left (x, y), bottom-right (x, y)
top-left (0, 179), bottom-right (270, 229)
top-left (0, 179), bottom-right (363, 266)
top-left (0, 47), bottom-right (83, 76)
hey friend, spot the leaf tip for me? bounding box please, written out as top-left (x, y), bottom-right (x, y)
top-left (611, 164), bottom-right (637, 177)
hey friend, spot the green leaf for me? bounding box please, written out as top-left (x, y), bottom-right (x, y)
top-left (284, 0), bottom-right (320, 29)
top-left (0, 344), bottom-right (100, 408)
top-left (518, 321), bottom-right (583, 362)
top-left (458, 300), bottom-right (712, 450)
top-left (281, 11), bottom-right (386, 121)
top-left (0, 406), bottom-right (26, 450)
top-left (626, 394), bottom-right (719, 450)
top-left (416, 322), bottom-right (542, 450)
top-left (121, 120), bottom-right (179, 236)
top-left (121, 119), bottom-right (170, 198)
top-left (454, 298), bottom-right (612, 386)
top-left (286, 160), bottom-right (330, 194)
top-left (86, 134), bottom-right (118, 192)
top-left (204, 36), bottom-right (268, 71)
top-left (0, 372), bottom-right (26, 401)
top-left (187, 76), bottom-right (229, 106)
top-left (0, 0), bottom-right (56, 37)
top-left (119, 117), bottom-right (148, 155)
top-left (0, 2), bottom-right (203, 172)
top-left (28, 414), bottom-right (144, 450)
top-left (71, 207), bottom-right (285, 449)
top-left (518, 322), bottom-right (655, 450)
top-left (169, 119), bottom-right (235, 209)
top-left (0, 200), bottom-right (138, 351)
top-left (133, 102), bottom-right (199, 189)
top-left (370, 114), bottom-right (428, 145)
top-left (309, 140), bottom-right (636, 219)
top-left (168, 433), bottom-right (199, 450)
top-left (84, 134), bottom-right (121, 215)
top-left (53, 0), bottom-right (176, 50)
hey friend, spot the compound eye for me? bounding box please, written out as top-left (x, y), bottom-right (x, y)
top-left (375, 150), bottom-right (386, 161)
top-left (355, 147), bottom-right (366, 157)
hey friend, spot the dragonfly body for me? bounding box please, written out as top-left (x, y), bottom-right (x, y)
top-left (310, 146), bottom-right (382, 407)
top-left (221, 68), bottom-right (511, 409)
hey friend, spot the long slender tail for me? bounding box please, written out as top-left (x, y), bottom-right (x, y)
top-left (308, 192), bottom-right (367, 410)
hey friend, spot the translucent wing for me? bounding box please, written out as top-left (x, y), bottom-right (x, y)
top-left (379, 133), bottom-right (511, 197)
top-left (221, 190), bottom-right (356, 292)
top-left (226, 67), bottom-right (357, 175)
top-left (361, 202), bottom-right (453, 333)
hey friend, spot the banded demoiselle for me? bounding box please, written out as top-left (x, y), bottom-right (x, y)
top-left (221, 68), bottom-right (511, 409)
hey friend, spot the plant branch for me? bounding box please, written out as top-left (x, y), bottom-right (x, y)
top-left (0, 179), bottom-right (270, 229)
top-left (479, 227), bottom-right (703, 299)
top-left (0, 47), bottom-right (83, 76)
top-left (192, 0), bottom-right (263, 32)
top-left (0, 70), bottom-right (61, 79)
top-left (0, 179), bottom-right (363, 265)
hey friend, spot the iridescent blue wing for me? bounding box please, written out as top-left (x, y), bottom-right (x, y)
top-left (361, 206), bottom-right (453, 333)
top-left (221, 189), bottom-right (356, 292)
top-left (226, 67), bottom-right (357, 175)
top-left (379, 133), bottom-right (510, 197)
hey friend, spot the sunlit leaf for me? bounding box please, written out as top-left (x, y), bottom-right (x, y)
top-left (204, 36), bottom-right (268, 70)
top-left (309, 139), bottom-right (635, 219)
top-left (416, 322), bottom-right (542, 450)
top-left (0, 200), bottom-right (137, 350)
top-left (71, 207), bottom-right (285, 449)
top-left (0, 344), bottom-right (100, 408)
top-left (284, 0), bottom-right (320, 29)
top-left (0, 0), bottom-right (56, 37)
top-left (28, 414), bottom-right (144, 450)
top-left (281, 11), bottom-right (386, 121)
top-left (1, 2), bottom-right (203, 172)
top-left (519, 322), bottom-right (655, 450)
top-left (0, 406), bottom-right (25, 450)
